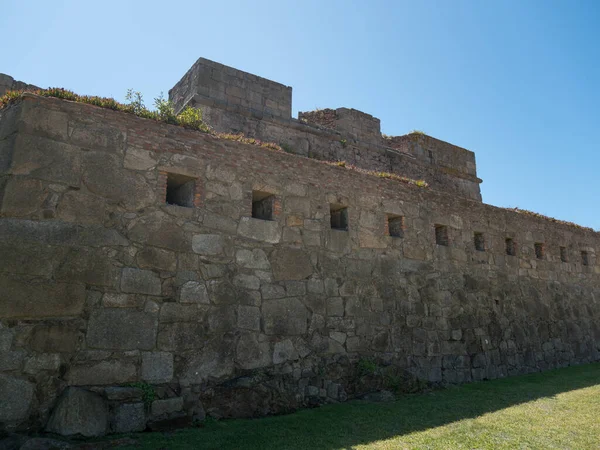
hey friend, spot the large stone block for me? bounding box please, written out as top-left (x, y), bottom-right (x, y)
top-left (136, 247), bottom-right (177, 272)
top-left (0, 350), bottom-right (24, 371)
top-left (87, 309), bottom-right (157, 350)
top-left (159, 303), bottom-right (205, 323)
top-left (0, 177), bottom-right (47, 217)
top-left (11, 134), bottom-right (81, 187)
top-left (157, 322), bottom-right (207, 351)
top-left (142, 352), bottom-right (174, 383)
top-left (151, 397), bottom-right (183, 418)
top-left (180, 281), bottom-right (210, 304)
top-left (235, 334), bottom-right (271, 369)
top-left (29, 322), bottom-right (82, 353)
top-left (0, 375), bottom-right (34, 423)
top-left (263, 297), bottom-right (309, 335)
top-left (237, 305), bottom-right (261, 331)
top-left (235, 248), bottom-right (270, 269)
top-left (66, 360), bottom-right (137, 385)
top-left (0, 276), bottom-right (85, 319)
top-left (192, 234), bottom-right (224, 255)
top-left (82, 152), bottom-right (155, 210)
top-left (57, 190), bottom-right (106, 224)
top-left (270, 248), bottom-right (314, 281)
top-left (128, 211), bottom-right (189, 252)
top-left (0, 219), bottom-right (74, 246)
top-left (181, 339), bottom-right (235, 383)
top-left (45, 387), bottom-right (108, 437)
top-left (111, 402), bottom-right (146, 433)
top-left (124, 147), bottom-right (157, 171)
top-left (23, 353), bottom-right (61, 374)
top-left (273, 339), bottom-right (299, 364)
top-left (56, 248), bottom-right (120, 288)
top-left (237, 217), bottom-right (281, 243)
top-left (68, 114), bottom-right (126, 152)
top-left (120, 267), bottom-right (162, 295)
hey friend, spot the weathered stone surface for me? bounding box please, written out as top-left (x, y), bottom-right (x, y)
top-left (102, 293), bottom-right (142, 308)
top-left (0, 375), bottom-right (34, 422)
top-left (55, 248), bottom-right (120, 288)
top-left (66, 360), bottom-right (137, 385)
top-left (273, 339), bottom-right (299, 364)
top-left (104, 387), bottom-right (143, 402)
top-left (0, 276), bottom-right (85, 319)
top-left (82, 152), bottom-right (155, 210)
top-left (180, 281), bottom-right (210, 304)
top-left (24, 353), bottom-right (61, 374)
top-left (142, 352), bottom-right (174, 383)
top-left (0, 350), bottom-right (24, 371)
top-left (235, 249), bottom-right (270, 269)
top-left (270, 248), bottom-right (313, 280)
top-left (151, 397), bottom-right (183, 417)
top-left (45, 388), bottom-right (108, 437)
top-left (0, 178), bottom-right (46, 217)
top-left (263, 298), bottom-right (309, 335)
top-left (120, 268), bottom-right (162, 296)
top-left (58, 190), bottom-right (106, 224)
top-left (137, 247), bottom-right (177, 272)
top-left (157, 322), bottom-right (206, 351)
top-left (128, 211), bottom-right (189, 252)
top-left (207, 280), bottom-right (239, 305)
top-left (233, 274), bottom-right (260, 290)
top-left (235, 334), bottom-right (271, 369)
top-left (237, 305), bottom-right (261, 331)
top-left (192, 234), bottom-right (224, 255)
top-left (87, 309), bottom-right (157, 350)
top-left (111, 402), bottom-right (146, 433)
top-left (124, 147), bottom-right (156, 170)
top-left (160, 303), bottom-right (204, 323)
top-left (11, 134), bottom-right (81, 186)
top-left (181, 341), bottom-right (235, 383)
top-left (237, 217), bottom-right (281, 243)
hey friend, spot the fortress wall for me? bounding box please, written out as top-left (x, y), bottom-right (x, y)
top-left (168, 60), bottom-right (482, 201)
top-left (169, 58), bottom-right (292, 120)
top-left (333, 108), bottom-right (382, 144)
top-left (176, 98), bottom-right (483, 202)
top-left (0, 95), bottom-right (599, 433)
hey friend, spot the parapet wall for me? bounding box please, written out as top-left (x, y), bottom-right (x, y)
top-left (169, 58), bottom-right (292, 120)
top-left (169, 59), bottom-right (483, 202)
top-left (0, 95), bottom-right (599, 434)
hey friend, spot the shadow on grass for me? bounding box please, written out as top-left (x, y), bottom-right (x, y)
top-left (124, 362), bottom-right (600, 450)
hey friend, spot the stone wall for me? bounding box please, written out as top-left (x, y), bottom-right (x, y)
top-left (169, 58), bottom-right (292, 120)
top-left (168, 59), bottom-right (483, 201)
top-left (0, 95), bottom-right (599, 435)
top-left (0, 74), bottom-right (39, 97)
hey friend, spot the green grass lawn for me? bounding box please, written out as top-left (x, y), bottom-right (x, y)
top-left (120, 363), bottom-right (600, 449)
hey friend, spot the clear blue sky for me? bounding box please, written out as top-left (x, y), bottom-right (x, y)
top-left (2, 0), bottom-right (599, 229)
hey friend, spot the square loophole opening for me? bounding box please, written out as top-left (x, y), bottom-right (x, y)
top-left (166, 173), bottom-right (196, 208)
top-left (252, 191), bottom-right (275, 221)
top-left (474, 232), bottom-right (485, 252)
top-left (560, 246), bottom-right (568, 263)
top-left (534, 243), bottom-right (545, 260)
top-left (506, 238), bottom-right (516, 256)
top-left (387, 214), bottom-right (404, 238)
top-left (581, 251), bottom-right (589, 266)
top-left (435, 225), bottom-right (448, 246)
top-left (330, 204), bottom-right (348, 231)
